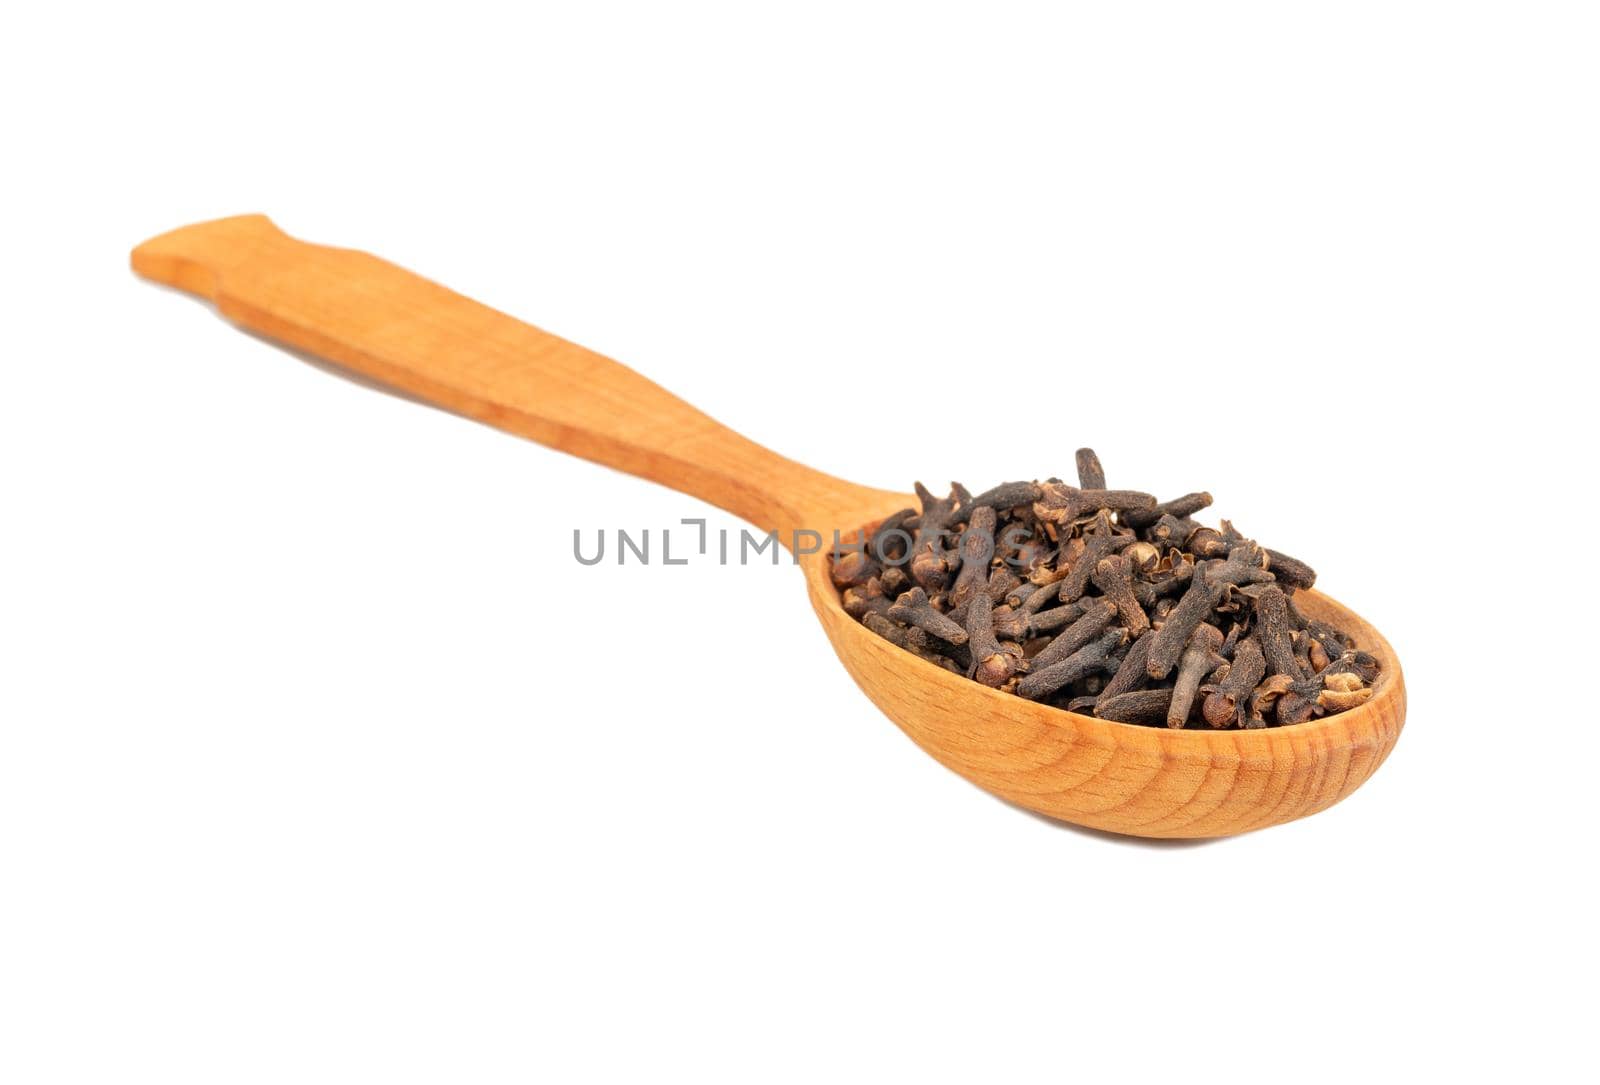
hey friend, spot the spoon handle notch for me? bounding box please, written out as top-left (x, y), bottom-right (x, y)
top-left (131, 215), bottom-right (897, 540)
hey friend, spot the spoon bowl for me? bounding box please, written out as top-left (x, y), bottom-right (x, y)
top-left (800, 525), bottom-right (1403, 837)
top-left (133, 215), bottom-right (1405, 838)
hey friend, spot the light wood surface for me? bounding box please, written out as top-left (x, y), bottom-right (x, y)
top-left (132, 215), bottom-right (1405, 838)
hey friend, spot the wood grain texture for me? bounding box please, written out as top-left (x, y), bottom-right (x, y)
top-left (130, 215), bottom-right (902, 542)
top-left (803, 541), bottom-right (1404, 837)
top-left (133, 214), bottom-right (1405, 838)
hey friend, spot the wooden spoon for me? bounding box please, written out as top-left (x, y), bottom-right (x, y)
top-left (131, 215), bottom-right (1405, 838)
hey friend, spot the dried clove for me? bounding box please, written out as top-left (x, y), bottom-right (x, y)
top-left (1264, 548), bottom-right (1316, 591)
top-left (1090, 553), bottom-right (1150, 637)
top-left (1097, 688), bottom-right (1173, 726)
top-left (966, 481), bottom-right (1044, 514)
top-left (1133, 557), bottom-right (1193, 608)
top-left (1017, 629), bottom-right (1124, 701)
top-left (1027, 598), bottom-right (1118, 671)
top-left (1167, 623), bottom-right (1225, 728)
top-left (830, 547), bottom-right (877, 589)
top-left (1034, 482), bottom-right (1156, 527)
top-left (1186, 526), bottom-right (1230, 560)
top-left (1026, 602), bottom-right (1083, 636)
top-left (908, 482), bottom-right (967, 592)
top-left (838, 451), bottom-right (1379, 729)
top-left (886, 587), bottom-right (968, 645)
top-left (1276, 678), bottom-right (1323, 726)
top-left (1057, 513), bottom-right (1132, 604)
top-left (868, 507), bottom-right (917, 563)
top-left (1145, 572), bottom-right (1226, 681)
top-left (842, 576), bottom-right (892, 620)
top-left (1094, 633), bottom-right (1155, 711)
top-left (947, 505), bottom-right (997, 614)
top-left (879, 565), bottom-right (909, 596)
top-left (964, 591), bottom-right (1024, 689)
top-left (1149, 514), bottom-right (1201, 550)
top-left (1247, 584), bottom-right (1302, 679)
top-left (1121, 491), bottom-right (1214, 531)
top-left (1201, 636), bottom-right (1266, 728)
top-left (1074, 447), bottom-right (1107, 490)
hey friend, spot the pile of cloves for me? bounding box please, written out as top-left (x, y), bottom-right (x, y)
top-left (832, 449), bottom-right (1379, 729)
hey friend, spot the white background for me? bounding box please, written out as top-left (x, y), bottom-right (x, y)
top-left (3, 3), bottom-right (1596, 1081)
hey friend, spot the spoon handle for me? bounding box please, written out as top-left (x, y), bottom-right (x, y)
top-left (132, 215), bottom-right (898, 539)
